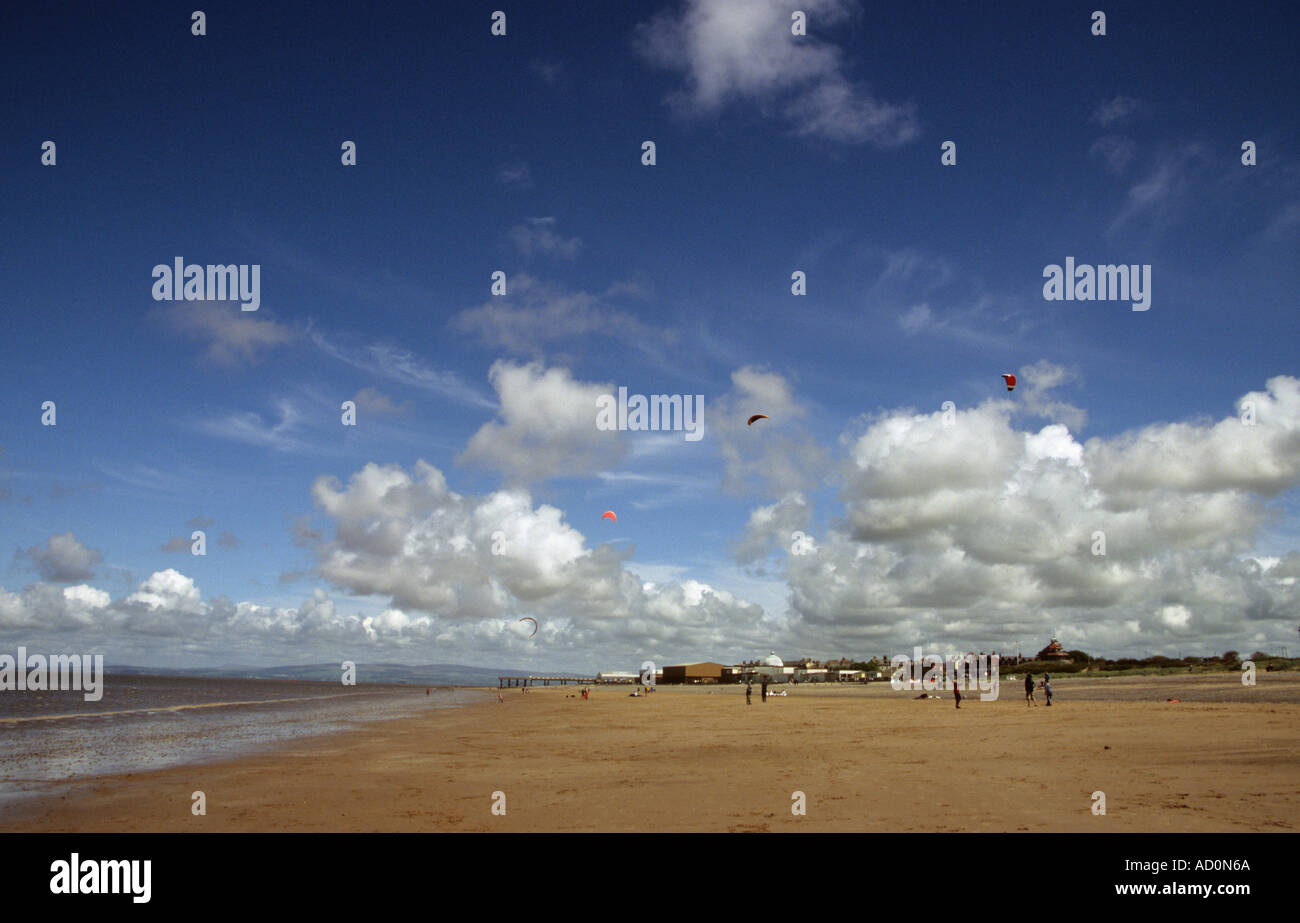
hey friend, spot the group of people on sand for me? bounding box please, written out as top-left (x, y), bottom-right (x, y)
top-left (1024, 672), bottom-right (1053, 706)
top-left (497, 684), bottom-right (592, 702)
top-left (744, 678), bottom-right (769, 704)
top-left (950, 672), bottom-right (1054, 709)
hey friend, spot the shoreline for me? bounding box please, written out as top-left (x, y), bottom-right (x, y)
top-left (0, 684), bottom-right (491, 816)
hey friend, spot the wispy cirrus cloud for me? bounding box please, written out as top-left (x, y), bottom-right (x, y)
top-left (351, 386), bottom-right (411, 417)
top-left (453, 273), bottom-right (672, 361)
top-left (596, 470), bottom-right (714, 511)
top-left (94, 462), bottom-right (206, 498)
top-left (497, 162), bottom-right (533, 188)
top-left (194, 398), bottom-right (314, 453)
top-left (154, 301), bottom-right (297, 365)
top-left (896, 296), bottom-right (1034, 352)
top-left (508, 217), bottom-right (582, 259)
top-left (1092, 96), bottom-right (1141, 126)
top-left (635, 0), bottom-right (919, 147)
top-left (1090, 135), bottom-right (1136, 175)
top-left (873, 244), bottom-right (1031, 350)
top-left (311, 327), bottom-right (495, 410)
top-left (1110, 143), bottom-right (1208, 231)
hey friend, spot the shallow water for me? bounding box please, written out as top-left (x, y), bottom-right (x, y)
top-left (0, 674), bottom-right (483, 808)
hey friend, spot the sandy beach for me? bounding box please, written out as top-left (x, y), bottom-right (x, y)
top-left (4, 673), bottom-right (1297, 833)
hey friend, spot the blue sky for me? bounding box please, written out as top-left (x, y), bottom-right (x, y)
top-left (2, 0), bottom-right (1297, 671)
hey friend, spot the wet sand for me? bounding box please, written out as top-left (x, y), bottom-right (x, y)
top-left (4, 673), bottom-right (1297, 832)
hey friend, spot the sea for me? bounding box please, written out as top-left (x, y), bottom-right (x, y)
top-left (0, 674), bottom-right (482, 808)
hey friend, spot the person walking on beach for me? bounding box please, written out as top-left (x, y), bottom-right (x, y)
top-left (953, 677), bottom-right (962, 709)
top-left (1024, 672), bottom-right (1036, 706)
top-left (746, 681), bottom-right (752, 705)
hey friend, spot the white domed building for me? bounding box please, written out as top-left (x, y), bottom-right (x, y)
top-left (745, 652), bottom-right (792, 684)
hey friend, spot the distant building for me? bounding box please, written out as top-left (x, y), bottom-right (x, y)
top-left (1036, 639), bottom-right (1071, 661)
top-left (596, 671), bottom-right (638, 684)
top-left (740, 652), bottom-right (792, 684)
top-left (660, 662), bottom-right (727, 684)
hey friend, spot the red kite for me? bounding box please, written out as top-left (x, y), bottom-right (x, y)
top-left (601, 510), bottom-right (617, 523)
top-left (1001, 374), bottom-right (1016, 392)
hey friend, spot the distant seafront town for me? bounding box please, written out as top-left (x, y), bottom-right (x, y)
top-left (591, 640), bottom-right (1057, 686)
top-left (505, 639), bottom-right (1287, 687)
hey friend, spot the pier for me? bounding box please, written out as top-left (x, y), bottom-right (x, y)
top-left (498, 675), bottom-right (597, 688)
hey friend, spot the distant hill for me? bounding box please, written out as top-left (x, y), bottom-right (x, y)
top-left (105, 662), bottom-right (588, 686)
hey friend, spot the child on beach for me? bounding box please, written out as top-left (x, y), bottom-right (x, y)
top-left (1024, 672), bottom-right (1036, 706)
top-left (1044, 676), bottom-right (1053, 706)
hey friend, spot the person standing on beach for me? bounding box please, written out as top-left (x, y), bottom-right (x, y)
top-left (953, 677), bottom-right (962, 709)
top-left (1044, 676), bottom-right (1053, 706)
top-left (761, 678), bottom-right (768, 702)
top-left (746, 681), bottom-right (752, 705)
top-left (1024, 672), bottom-right (1036, 706)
